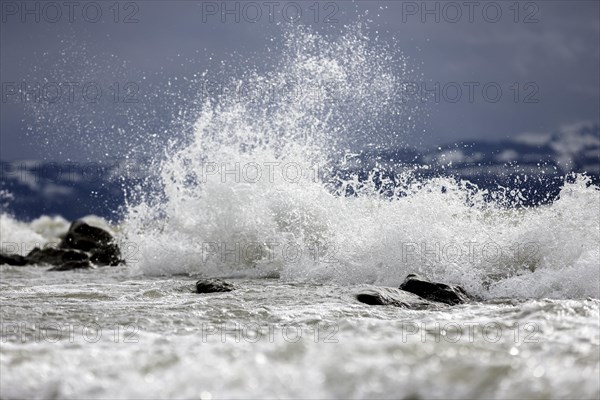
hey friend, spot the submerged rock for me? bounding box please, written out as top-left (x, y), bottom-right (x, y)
top-left (356, 287), bottom-right (440, 309)
top-left (60, 220), bottom-right (123, 266)
top-left (26, 247), bottom-right (89, 266)
top-left (398, 273), bottom-right (471, 305)
top-left (0, 253), bottom-right (28, 266)
top-left (196, 279), bottom-right (235, 293)
top-left (48, 260), bottom-right (93, 271)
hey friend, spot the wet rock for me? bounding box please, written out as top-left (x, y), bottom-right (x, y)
top-left (60, 220), bottom-right (123, 266)
top-left (398, 273), bottom-right (471, 305)
top-left (89, 243), bottom-right (122, 266)
top-left (356, 287), bottom-right (440, 309)
top-left (196, 279), bottom-right (235, 293)
top-left (0, 253), bottom-right (28, 266)
top-left (48, 260), bottom-right (93, 271)
top-left (2, 220), bottom-right (124, 271)
top-left (26, 247), bottom-right (89, 266)
top-left (60, 220), bottom-right (113, 251)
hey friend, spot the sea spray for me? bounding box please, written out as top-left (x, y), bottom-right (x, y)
top-left (122, 24), bottom-right (600, 299)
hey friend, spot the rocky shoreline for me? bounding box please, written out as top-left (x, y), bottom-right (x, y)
top-left (2, 220), bottom-right (475, 309)
top-left (1, 219), bottom-right (123, 270)
top-left (194, 274), bottom-right (475, 310)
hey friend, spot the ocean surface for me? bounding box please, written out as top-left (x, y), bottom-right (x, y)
top-left (0, 266), bottom-right (598, 399)
top-left (1, 24), bottom-right (599, 399)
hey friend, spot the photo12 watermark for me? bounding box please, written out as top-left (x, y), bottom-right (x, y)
top-left (0, 160), bottom-right (147, 186)
top-left (396, 81), bottom-right (540, 104)
top-left (399, 1), bottom-right (540, 24)
top-left (200, 322), bottom-right (339, 343)
top-left (2, 81), bottom-right (140, 104)
top-left (1, 1), bottom-right (140, 23)
top-left (399, 321), bottom-right (541, 344)
top-left (195, 161), bottom-right (321, 184)
top-left (199, 79), bottom-right (340, 105)
top-left (134, 238), bottom-right (340, 267)
top-left (200, 1), bottom-right (339, 24)
top-left (398, 240), bottom-right (540, 265)
top-left (1, 321), bottom-right (140, 343)
top-left (0, 240), bottom-right (140, 264)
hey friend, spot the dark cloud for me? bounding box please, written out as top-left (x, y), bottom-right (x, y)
top-left (1, 0), bottom-right (598, 161)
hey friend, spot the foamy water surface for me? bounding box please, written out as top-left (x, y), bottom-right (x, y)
top-left (1, 23), bottom-right (599, 399)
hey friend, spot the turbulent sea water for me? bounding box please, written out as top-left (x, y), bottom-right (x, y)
top-left (1, 24), bottom-right (600, 399)
top-left (1, 266), bottom-right (599, 399)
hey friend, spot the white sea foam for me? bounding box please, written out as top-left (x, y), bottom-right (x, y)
top-left (2, 20), bottom-right (599, 400)
top-left (116, 25), bottom-right (599, 299)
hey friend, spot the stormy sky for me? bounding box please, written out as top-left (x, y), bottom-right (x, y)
top-left (1, 0), bottom-right (599, 161)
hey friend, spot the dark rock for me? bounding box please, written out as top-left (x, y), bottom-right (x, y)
top-left (356, 287), bottom-right (441, 309)
top-left (59, 220), bottom-right (123, 266)
top-left (0, 253), bottom-right (28, 266)
top-left (89, 243), bottom-right (122, 266)
top-left (2, 220), bottom-right (124, 271)
top-left (48, 260), bottom-right (93, 271)
top-left (196, 279), bottom-right (235, 293)
top-left (60, 220), bottom-right (113, 251)
top-left (399, 273), bottom-right (471, 305)
top-left (26, 247), bottom-right (89, 266)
